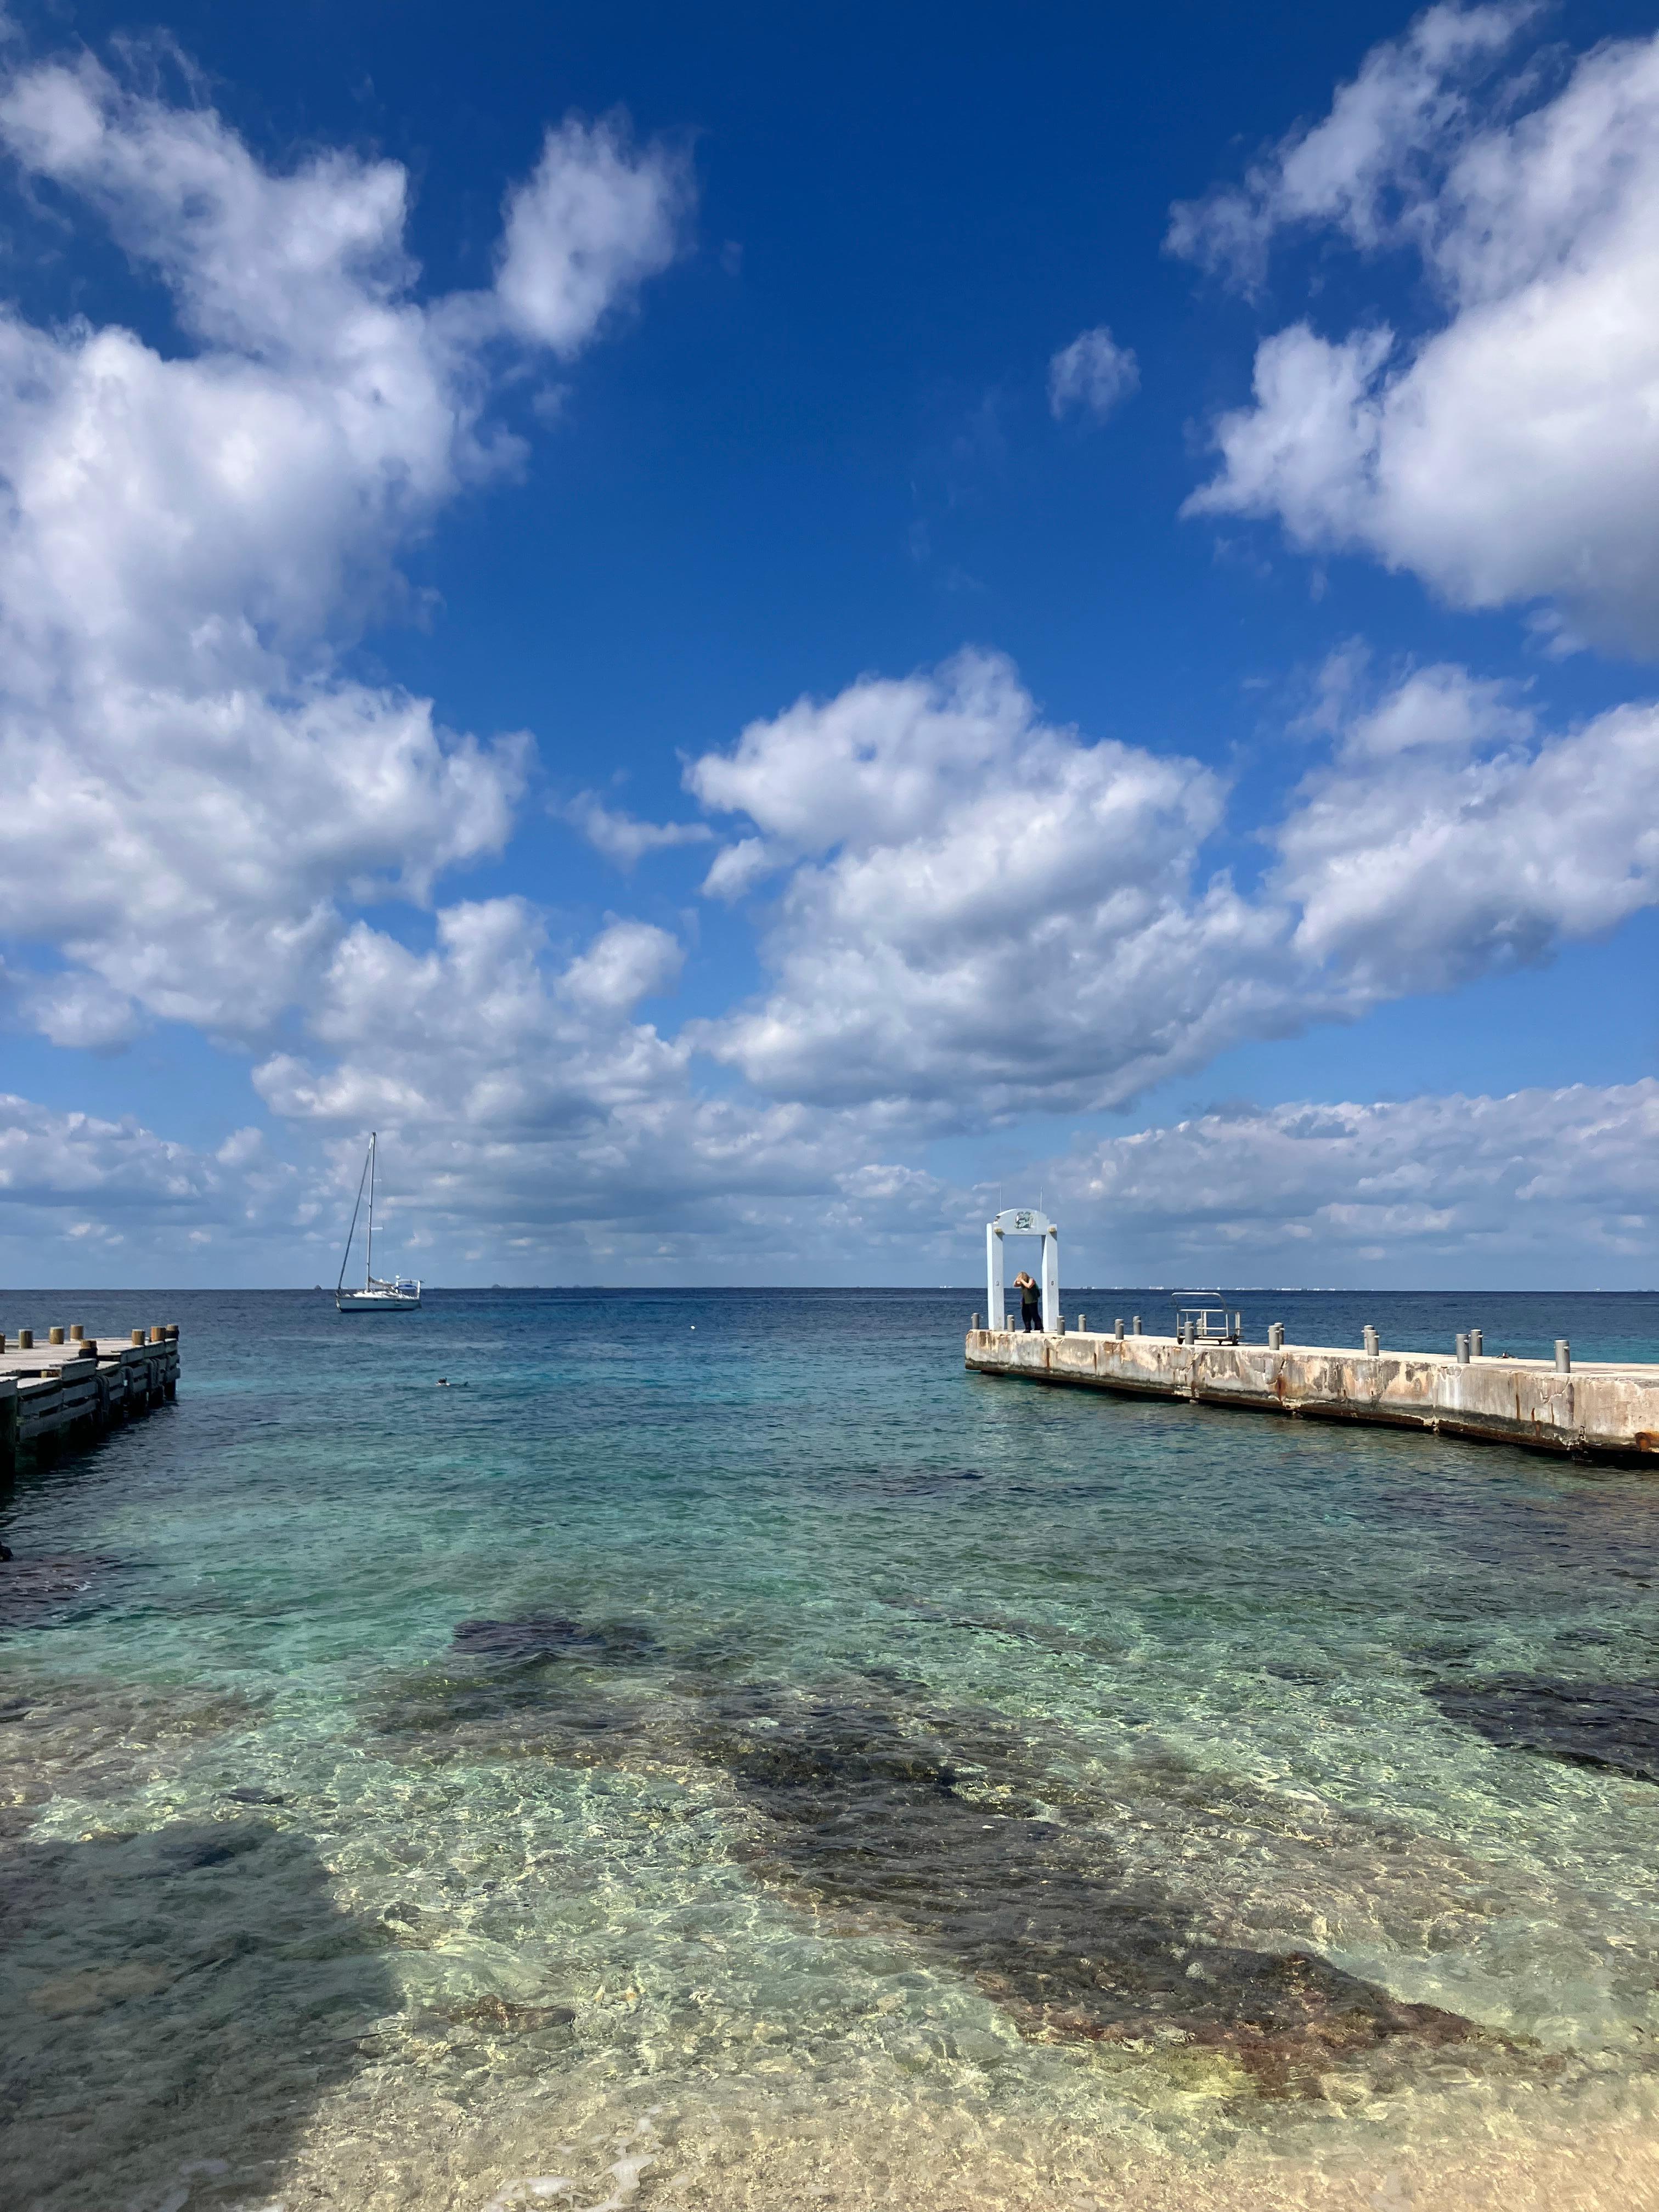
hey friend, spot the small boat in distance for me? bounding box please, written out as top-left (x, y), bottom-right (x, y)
top-left (335, 1133), bottom-right (422, 1312)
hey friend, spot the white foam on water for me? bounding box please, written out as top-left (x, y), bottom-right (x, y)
top-left (480, 2179), bottom-right (574, 2212)
top-left (587, 2151), bottom-right (655, 2212)
top-left (483, 2109), bottom-right (661, 2212)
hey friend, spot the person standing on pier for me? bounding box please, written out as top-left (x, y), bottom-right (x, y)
top-left (1014, 1271), bottom-right (1041, 1331)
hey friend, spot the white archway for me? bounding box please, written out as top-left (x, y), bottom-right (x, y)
top-left (986, 1207), bottom-right (1059, 1333)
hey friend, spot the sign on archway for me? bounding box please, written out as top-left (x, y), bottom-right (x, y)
top-left (986, 1207), bottom-right (1059, 1333)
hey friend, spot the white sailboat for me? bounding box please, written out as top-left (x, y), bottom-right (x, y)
top-left (335, 1133), bottom-right (422, 1312)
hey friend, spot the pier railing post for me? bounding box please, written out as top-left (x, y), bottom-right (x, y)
top-left (1470, 1328), bottom-right (1483, 1358)
top-left (1455, 1333), bottom-right (1470, 1364)
top-left (1114, 1317), bottom-right (1124, 1338)
top-left (1556, 1340), bottom-right (1571, 1374)
top-left (1363, 1325), bottom-right (1379, 1357)
top-left (1268, 1323), bottom-right (1284, 1350)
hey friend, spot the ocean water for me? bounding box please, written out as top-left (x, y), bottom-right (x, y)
top-left (5, 1286), bottom-right (1659, 2212)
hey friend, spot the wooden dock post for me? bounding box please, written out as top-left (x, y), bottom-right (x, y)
top-left (0, 1324), bottom-right (181, 1480)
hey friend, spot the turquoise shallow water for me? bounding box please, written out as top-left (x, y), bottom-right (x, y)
top-left (6, 1287), bottom-right (1659, 2212)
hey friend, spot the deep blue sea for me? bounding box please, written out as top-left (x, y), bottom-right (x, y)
top-left (6, 1287), bottom-right (1659, 2212)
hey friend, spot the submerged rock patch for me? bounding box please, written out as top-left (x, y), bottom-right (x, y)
top-left (442, 1993), bottom-right (577, 2034)
top-left (0, 1553), bottom-right (126, 1628)
top-left (370, 1612), bottom-right (665, 1757)
top-left (449, 1615), bottom-right (661, 1666)
top-left (1428, 1675), bottom-right (1659, 1784)
top-left (696, 1692), bottom-right (1484, 2094)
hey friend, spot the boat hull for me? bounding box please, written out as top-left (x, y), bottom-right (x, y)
top-left (335, 1292), bottom-right (422, 1312)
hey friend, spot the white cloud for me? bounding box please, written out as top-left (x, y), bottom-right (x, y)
top-left (1176, 7), bottom-right (1659, 650)
top-left (1271, 663), bottom-right (1659, 992)
top-left (7, 1062), bottom-right (1656, 1288)
top-left (699, 836), bottom-right (782, 901)
top-left (1065, 1079), bottom-right (1659, 1276)
top-left (6, 26), bottom-right (1658, 1286)
top-left (0, 1094), bottom-right (196, 1205)
top-left (0, 1090), bottom-right (298, 1256)
top-left (248, 897), bottom-right (970, 1273)
top-left (561, 916), bottom-right (685, 1009)
top-left (1047, 326), bottom-right (1139, 421)
top-left (1167, 3), bottom-right (1534, 286)
top-left (2, 684), bottom-right (527, 1036)
top-left (0, 47), bottom-right (688, 1041)
top-left (494, 116), bottom-right (689, 353)
top-left (20, 970), bottom-right (146, 1052)
top-left (684, 650), bottom-right (1307, 1116)
top-left (561, 793), bottom-right (714, 868)
top-left (678, 648), bottom-right (1659, 1122)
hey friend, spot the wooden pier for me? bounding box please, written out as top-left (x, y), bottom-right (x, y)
top-left (966, 1325), bottom-right (1659, 1463)
top-left (0, 1324), bottom-right (179, 1481)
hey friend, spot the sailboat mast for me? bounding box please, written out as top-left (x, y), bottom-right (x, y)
top-left (366, 1131), bottom-right (375, 1289)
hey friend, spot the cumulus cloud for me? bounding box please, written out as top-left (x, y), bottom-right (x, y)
top-left (1065, 1079), bottom-right (1659, 1275)
top-left (1047, 326), bottom-right (1139, 421)
top-left (1175, 5), bottom-right (1659, 650)
top-left (7, 25), bottom-right (1658, 1284)
top-left (0, 1090), bottom-right (299, 1262)
top-left (233, 649), bottom-right (1659, 1260)
top-left (561, 793), bottom-right (714, 868)
top-left (700, 836), bottom-right (783, 901)
top-left (1167, 2), bottom-right (1533, 286)
top-left (494, 116), bottom-right (689, 352)
top-left (684, 650), bottom-right (1308, 1116)
top-left (1271, 662), bottom-right (1659, 992)
top-left (249, 898), bottom-right (968, 1273)
top-left (0, 46), bottom-right (687, 1040)
top-left (676, 648), bottom-right (1659, 1122)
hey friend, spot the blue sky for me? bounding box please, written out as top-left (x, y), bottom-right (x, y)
top-left (2, 0), bottom-right (1657, 1286)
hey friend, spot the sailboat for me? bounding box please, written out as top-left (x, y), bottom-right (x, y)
top-left (335, 1133), bottom-right (422, 1311)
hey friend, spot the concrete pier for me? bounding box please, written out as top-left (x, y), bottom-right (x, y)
top-left (966, 1327), bottom-right (1659, 1463)
top-left (0, 1324), bottom-right (179, 1481)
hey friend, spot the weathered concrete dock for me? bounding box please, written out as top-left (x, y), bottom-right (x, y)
top-left (966, 1327), bottom-right (1659, 1463)
top-left (0, 1323), bottom-right (179, 1480)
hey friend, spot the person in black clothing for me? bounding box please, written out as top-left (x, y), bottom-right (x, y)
top-left (1014, 1271), bottom-right (1041, 1331)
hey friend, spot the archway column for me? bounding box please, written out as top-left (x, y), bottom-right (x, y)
top-left (986, 1221), bottom-right (1006, 1330)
